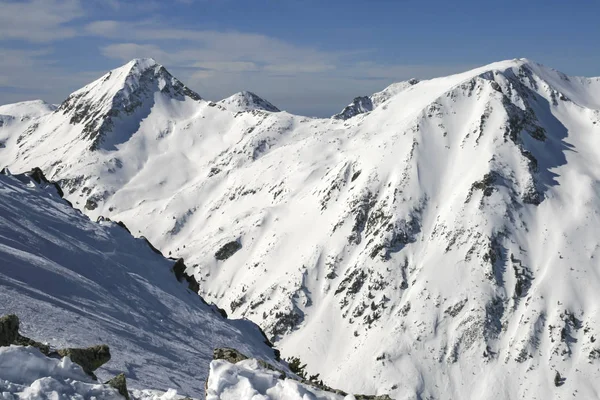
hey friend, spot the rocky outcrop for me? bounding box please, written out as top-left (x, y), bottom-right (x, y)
top-left (213, 347), bottom-right (248, 364)
top-left (333, 96), bottom-right (374, 120)
top-left (106, 373), bottom-right (130, 400)
top-left (0, 314), bottom-right (50, 354)
top-left (57, 345), bottom-right (111, 377)
top-left (215, 240), bottom-right (242, 260)
top-left (1, 314), bottom-right (110, 378)
top-left (171, 258), bottom-right (200, 293)
top-left (0, 314), bottom-right (20, 346)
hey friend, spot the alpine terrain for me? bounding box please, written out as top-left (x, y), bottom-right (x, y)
top-left (2, 57), bottom-right (600, 399)
top-left (0, 168), bottom-right (285, 398)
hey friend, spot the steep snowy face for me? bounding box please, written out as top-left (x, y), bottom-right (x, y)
top-left (0, 170), bottom-right (279, 398)
top-left (332, 78), bottom-right (419, 119)
top-left (218, 91), bottom-right (280, 113)
top-left (2, 58), bottom-right (600, 399)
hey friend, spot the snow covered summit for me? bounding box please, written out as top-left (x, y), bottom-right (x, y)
top-left (218, 90), bottom-right (280, 113)
top-left (55, 57), bottom-right (202, 150)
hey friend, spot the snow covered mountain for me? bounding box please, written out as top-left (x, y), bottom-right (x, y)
top-left (2, 57), bottom-right (600, 399)
top-left (0, 169), bottom-right (280, 398)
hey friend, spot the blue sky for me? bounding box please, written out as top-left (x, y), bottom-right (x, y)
top-left (0, 0), bottom-right (598, 116)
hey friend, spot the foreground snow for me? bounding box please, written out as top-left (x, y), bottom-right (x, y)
top-left (0, 345), bottom-right (122, 400)
top-left (0, 171), bottom-right (278, 398)
top-left (207, 358), bottom-right (348, 400)
top-left (0, 346), bottom-right (197, 400)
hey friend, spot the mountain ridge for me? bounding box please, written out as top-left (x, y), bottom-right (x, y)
top-left (1, 57), bottom-right (600, 399)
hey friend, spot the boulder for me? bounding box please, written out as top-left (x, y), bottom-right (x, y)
top-left (213, 347), bottom-right (248, 364)
top-left (57, 344), bottom-right (111, 376)
top-left (106, 373), bottom-right (130, 400)
top-left (0, 314), bottom-right (19, 345)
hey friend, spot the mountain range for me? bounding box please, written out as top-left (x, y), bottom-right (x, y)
top-left (1, 57), bottom-right (600, 399)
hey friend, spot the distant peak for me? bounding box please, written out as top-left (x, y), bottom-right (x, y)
top-left (219, 91), bottom-right (280, 113)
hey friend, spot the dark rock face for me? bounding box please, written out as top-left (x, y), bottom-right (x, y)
top-left (85, 198), bottom-right (98, 211)
top-left (0, 314), bottom-right (19, 346)
top-left (171, 258), bottom-right (200, 293)
top-left (0, 314), bottom-right (50, 355)
top-left (27, 167), bottom-right (49, 185)
top-left (22, 167), bottom-right (65, 198)
top-left (213, 347), bottom-right (248, 364)
top-left (57, 345), bottom-right (111, 376)
top-left (333, 96), bottom-right (374, 120)
top-left (215, 240), bottom-right (242, 260)
top-left (105, 373), bottom-right (130, 400)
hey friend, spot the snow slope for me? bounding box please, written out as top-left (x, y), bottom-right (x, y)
top-left (2, 58), bottom-right (600, 399)
top-left (0, 170), bottom-right (279, 398)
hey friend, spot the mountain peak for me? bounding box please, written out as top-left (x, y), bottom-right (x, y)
top-left (126, 57), bottom-right (159, 69)
top-left (218, 90), bottom-right (280, 112)
top-left (55, 59), bottom-right (201, 150)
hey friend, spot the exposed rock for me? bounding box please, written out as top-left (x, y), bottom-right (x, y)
top-left (105, 373), bottom-right (130, 400)
top-left (0, 314), bottom-right (19, 345)
top-left (554, 370), bottom-right (565, 387)
top-left (215, 240), bottom-right (242, 261)
top-left (333, 96), bottom-right (374, 120)
top-left (57, 345), bottom-right (111, 376)
top-left (171, 258), bottom-right (200, 293)
top-left (27, 167), bottom-right (48, 185)
top-left (24, 167), bottom-right (65, 198)
top-left (213, 347), bottom-right (248, 364)
top-left (0, 314), bottom-right (50, 355)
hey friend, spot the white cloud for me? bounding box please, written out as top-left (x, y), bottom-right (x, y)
top-left (0, 0), bottom-right (83, 42)
top-left (193, 61), bottom-right (259, 73)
